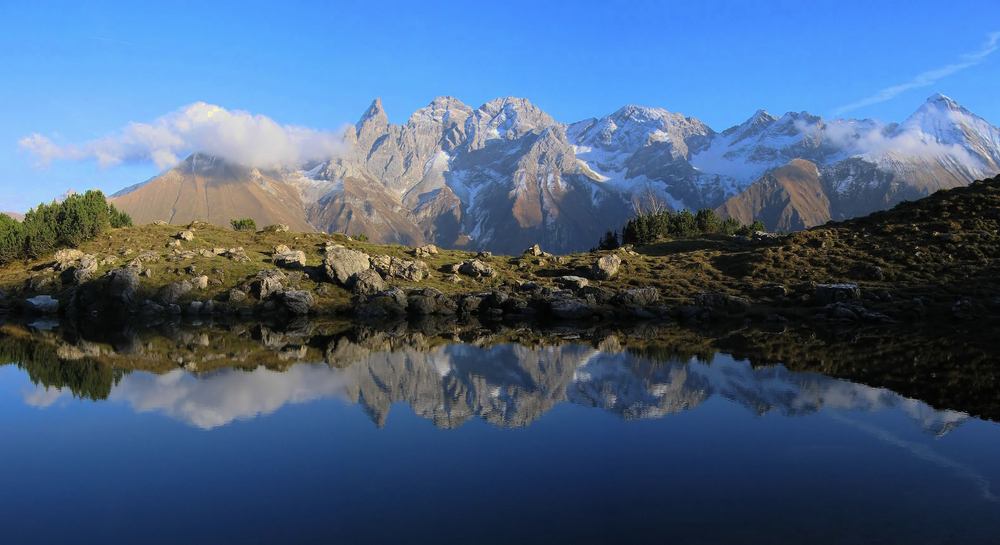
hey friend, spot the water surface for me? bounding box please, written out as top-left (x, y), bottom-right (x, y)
top-left (2, 331), bottom-right (999, 544)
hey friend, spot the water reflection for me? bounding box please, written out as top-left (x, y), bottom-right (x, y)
top-left (24, 342), bottom-right (968, 434)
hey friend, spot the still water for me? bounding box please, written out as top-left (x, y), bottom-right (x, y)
top-left (2, 335), bottom-right (999, 543)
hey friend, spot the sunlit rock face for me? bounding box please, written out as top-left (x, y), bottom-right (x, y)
top-left (27, 341), bottom-right (967, 433)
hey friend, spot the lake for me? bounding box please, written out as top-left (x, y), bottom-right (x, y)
top-left (1, 320), bottom-right (999, 543)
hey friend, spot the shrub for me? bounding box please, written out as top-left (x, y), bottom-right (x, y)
top-left (595, 229), bottom-right (620, 251)
top-left (1, 190), bottom-right (132, 264)
top-left (0, 214), bottom-right (24, 264)
top-left (231, 218), bottom-right (257, 232)
top-left (350, 233), bottom-right (370, 243)
top-left (617, 207), bottom-right (767, 246)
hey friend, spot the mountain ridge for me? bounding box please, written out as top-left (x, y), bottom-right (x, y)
top-left (110, 94), bottom-right (1000, 251)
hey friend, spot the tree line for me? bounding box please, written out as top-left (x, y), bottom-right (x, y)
top-left (596, 208), bottom-right (766, 250)
top-left (0, 190), bottom-right (133, 265)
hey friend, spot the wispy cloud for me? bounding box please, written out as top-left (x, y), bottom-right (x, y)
top-left (19, 103), bottom-right (348, 169)
top-left (834, 31), bottom-right (1000, 115)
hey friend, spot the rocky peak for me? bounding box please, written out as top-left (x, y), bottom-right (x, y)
top-left (357, 98), bottom-right (388, 129)
top-left (724, 109), bottom-right (780, 142)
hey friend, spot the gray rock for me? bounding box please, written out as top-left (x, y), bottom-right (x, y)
top-left (71, 254), bottom-right (99, 285)
top-left (107, 267), bottom-right (140, 305)
top-left (350, 269), bottom-right (386, 295)
top-left (458, 259), bottom-right (496, 278)
top-left (158, 281), bottom-right (193, 304)
top-left (550, 298), bottom-right (594, 319)
top-left (185, 301), bottom-right (204, 315)
top-left (324, 246), bottom-right (371, 285)
top-left (371, 255), bottom-right (428, 281)
top-left (53, 248), bottom-right (85, 270)
top-left (577, 285), bottom-right (615, 305)
top-left (192, 275), bottom-right (209, 289)
top-left (694, 292), bottom-right (751, 314)
top-left (815, 283), bottom-right (861, 304)
top-left (618, 287), bottom-right (659, 308)
top-left (254, 276), bottom-right (283, 299)
top-left (272, 244), bottom-right (291, 255)
top-left (407, 294), bottom-right (437, 315)
top-left (274, 250), bottom-right (307, 269)
top-left (280, 289), bottom-right (315, 315)
top-left (590, 254), bottom-right (622, 280)
top-left (414, 244), bottom-right (438, 258)
top-left (556, 276), bottom-right (589, 290)
top-left (458, 295), bottom-right (482, 314)
top-left (201, 299), bottom-right (215, 315)
top-left (24, 295), bottom-right (59, 314)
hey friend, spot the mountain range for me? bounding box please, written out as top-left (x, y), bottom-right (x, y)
top-left (111, 93), bottom-right (1000, 253)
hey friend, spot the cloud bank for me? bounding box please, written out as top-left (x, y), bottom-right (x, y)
top-left (19, 102), bottom-right (348, 169)
top-left (834, 31), bottom-right (1000, 115)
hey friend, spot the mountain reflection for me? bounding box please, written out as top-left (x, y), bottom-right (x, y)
top-left (24, 343), bottom-right (968, 433)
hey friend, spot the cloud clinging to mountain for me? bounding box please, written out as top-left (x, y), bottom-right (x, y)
top-left (19, 102), bottom-right (348, 169)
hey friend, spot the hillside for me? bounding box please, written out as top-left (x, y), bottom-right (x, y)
top-left (715, 159), bottom-right (830, 232)
top-left (111, 153), bottom-right (313, 232)
top-left (2, 173), bottom-right (999, 339)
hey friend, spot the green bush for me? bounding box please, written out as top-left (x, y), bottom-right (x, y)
top-left (0, 214), bottom-right (24, 263)
top-left (231, 218), bottom-right (257, 232)
top-left (350, 233), bottom-right (369, 242)
top-left (617, 207), bottom-right (767, 246)
top-left (1, 190), bottom-right (131, 264)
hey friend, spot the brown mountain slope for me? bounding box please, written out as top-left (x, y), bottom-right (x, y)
top-left (110, 153), bottom-right (313, 231)
top-left (2, 212), bottom-right (23, 222)
top-left (716, 159), bottom-right (831, 232)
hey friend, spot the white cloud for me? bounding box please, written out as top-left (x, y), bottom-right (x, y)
top-left (834, 31), bottom-right (1000, 115)
top-left (19, 102), bottom-right (348, 169)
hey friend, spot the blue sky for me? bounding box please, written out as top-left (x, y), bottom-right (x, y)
top-left (2, 0), bottom-right (999, 212)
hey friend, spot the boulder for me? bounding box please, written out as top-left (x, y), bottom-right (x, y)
top-left (556, 276), bottom-right (589, 290)
top-left (371, 255), bottom-right (428, 281)
top-left (577, 285), bottom-right (615, 305)
top-left (53, 248), bottom-right (84, 269)
top-left (550, 298), bottom-right (594, 319)
top-left (71, 254), bottom-right (99, 285)
top-left (185, 301), bottom-right (204, 315)
top-left (158, 281), bottom-right (193, 304)
top-left (458, 259), bottom-right (496, 278)
top-left (618, 287), bottom-right (659, 308)
top-left (694, 292), bottom-right (751, 314)
top-left (192, 275), bottom-right (209, 289)
top-left (815, 283), bottom-right (861, 304)
top-left (350, 269), bottom-right (386, 295)
top-left (272, 244), bottom-right (291, 255)
top-left (253, 276), bottom-right (283, 299)
top-left (274, 250), bottom-right (307, 269)
top-left (280, 289), bottom-right (315, 315)
top-left (458, 295), bottom-right (482, 314)
top-left (590, 254), bottom-right (622, 280)
top-left (176, 230), bottom-right (195, 241)
top-left (269, 224), bottom-right (290, 233)
top-left (107, 267), bottom-right (140, 305)
top-left (324, 246), bottom-right (371, 285)
top-left (354, 287), bottom-right (408, 319)
top-left (414, 244), bottom-right (439, 258)
top-left (227, 289), bottom-right (247, 304)
top-left (524, 244), bottom-right (544, 257)
top-left (226, 248), bottom-right (250, 263)
top-left (24, 295), bottom-right (59, 314)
